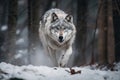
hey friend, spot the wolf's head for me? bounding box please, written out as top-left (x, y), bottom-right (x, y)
top-left (42, 9), bottom-right (76, 45)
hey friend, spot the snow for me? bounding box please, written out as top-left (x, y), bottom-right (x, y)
top-left (16, 38), bottom-right (25, 44)
top-left (14, 53), bottom-right (22, 59)
top-left (0, 62), bottom-right (120, 80)
top-left (16, 30), bottom-right (20, 35)
top-left (0, 25), bottom-right (8, 31)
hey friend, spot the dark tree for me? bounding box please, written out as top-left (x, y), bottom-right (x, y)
top-left (0, 0), bottom-right (8, 61)
top-left (113, 0), bottom-right (120, 62)
top-left (98, 0), bottom-right (115, 66)
top-left (107, 0), bottom-right (115, 65)
top-left (27, 0), bottom-right (41, 63)
top-left (97, 0), bottom-right (108, 65)
top-left (74, 0), bottom-right (88, 66)
top-left (5, 0), bottom-right (18, 63)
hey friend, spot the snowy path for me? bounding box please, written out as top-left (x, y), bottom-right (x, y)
top-left (0, 62), bottom-right (120, 80)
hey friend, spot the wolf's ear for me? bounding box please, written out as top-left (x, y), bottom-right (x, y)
top-left (51, 12), bottom-right (58, 23)
top-left (65, 14), bottom-right (73, 23)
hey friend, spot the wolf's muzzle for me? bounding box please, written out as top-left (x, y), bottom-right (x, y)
top-left (59, 36), bottom-right (64, 43)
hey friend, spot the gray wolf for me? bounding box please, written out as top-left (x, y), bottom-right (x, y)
top-left (39, 8), bottom-right (76, 67)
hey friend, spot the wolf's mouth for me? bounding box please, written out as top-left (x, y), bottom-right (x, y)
top-left (58, 39), bottom-right (64, 43)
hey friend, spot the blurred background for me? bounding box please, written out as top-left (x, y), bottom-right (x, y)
top-left (0, 0), bottom-right (120, 67)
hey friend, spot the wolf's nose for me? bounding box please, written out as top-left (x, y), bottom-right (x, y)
top-left (59, 36), bottom-right (63, 42)
top-left (59, 36), bottom-right (63, 40)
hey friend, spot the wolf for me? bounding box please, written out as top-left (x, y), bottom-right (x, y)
top-left (39, 8), bottom-right (76, 67)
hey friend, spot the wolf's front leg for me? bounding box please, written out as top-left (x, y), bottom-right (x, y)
top-left (47, 47), bottom-right (58, 66)
top-left (58, 47), bottom-right (72, 67)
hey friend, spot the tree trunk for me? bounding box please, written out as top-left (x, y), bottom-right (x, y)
top-left (107, 0), bottom-right (115, 65)
top-left (98, 0), bottom-right (108, 65)
top-left (0, 0), bottom-right (8, 62)
top-left (27, 0), bottom-right (40, 64)
top-left (74, 0), bottom-right (87, 66)
top-left (6, 0), bottom-right (17, 64)
top-left (98, 0), bottom-right (115, 66)
top-left (112, 0), bottom-right (120, 62)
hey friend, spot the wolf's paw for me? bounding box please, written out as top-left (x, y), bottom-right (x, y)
top-left (59, 62), bottom-right (66, 67)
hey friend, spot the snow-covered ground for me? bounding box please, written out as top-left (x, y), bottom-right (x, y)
top-left (0, 62), bottom-right (120, 80)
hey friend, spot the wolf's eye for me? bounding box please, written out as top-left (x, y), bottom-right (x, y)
top-left (56, 27), bottom-right (59, 30)
top-left (63, 27), bottom-right (66, 30)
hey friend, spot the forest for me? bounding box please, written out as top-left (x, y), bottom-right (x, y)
top-left (0, 0), bottom-right (120, 68)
